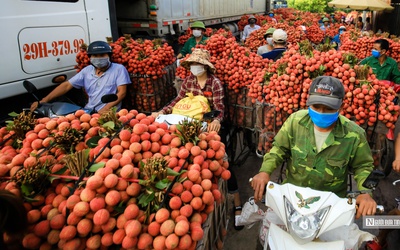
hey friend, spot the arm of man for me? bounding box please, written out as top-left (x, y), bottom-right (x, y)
top-left (350, 129), bottom-right (377, 219)
top-left (30, 81), bottom-right (74, 111)
top-left (98, 85), bottom-right (127, 114)
top-left (252, 115), bottom-right (293, 201)
top-left (179, 39), bottom-right (192, 58)
top-left (241, 26), bottom-right (248, 41)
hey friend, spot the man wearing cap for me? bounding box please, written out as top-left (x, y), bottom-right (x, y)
top-left (241, 15), bottom-right (261, 42)
top-left (257, 28), bottom-right (276, 56)
top-left (177, 21), bottom-right (208, 59)
top-left (320, 17), bottom-right (330, 31)
top-left (331, 26), bottom-right (346, 49)
top-left (251, 76), bottom-right (377, 219)
top-left (261, 29), bottom-right (287, 61)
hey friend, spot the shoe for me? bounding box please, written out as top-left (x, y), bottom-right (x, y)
top-left (234, 205), bottom-right (244, 230)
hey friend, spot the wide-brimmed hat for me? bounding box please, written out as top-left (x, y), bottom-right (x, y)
top-left (180, 49), bottom-right (215, 73)
top-left (248, 15), bottom-right (257, 21)
top-left (306, 76), bottom-right (345, 110)
top-left (191, 21), bottom-right (206, 30)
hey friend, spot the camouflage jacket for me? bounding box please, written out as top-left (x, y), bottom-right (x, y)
top-left (260, 109), bottom-right (374, 197)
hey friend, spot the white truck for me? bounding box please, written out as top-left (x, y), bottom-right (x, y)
top-left (0, 0), bottom-right (267, 102)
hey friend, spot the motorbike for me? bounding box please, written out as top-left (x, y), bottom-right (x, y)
top-left (23, 80), bottom-right (117, 118)
top-left (263, 170), bottom-right (385, 250)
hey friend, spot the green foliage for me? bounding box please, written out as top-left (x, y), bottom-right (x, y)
top-left (288, 0), bottom-right (333, 13)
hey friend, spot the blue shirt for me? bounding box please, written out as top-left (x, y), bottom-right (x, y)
top-left (69, 63), bottom-right (131, 111)
top-left (262, 48), bottom-right (286, 61)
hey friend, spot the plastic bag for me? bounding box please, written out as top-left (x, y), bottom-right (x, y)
top-left (319, 223), bottom-right (375, 250)
top-left (259, 208), bottom-right (286, 246)
top-left (172, 92), bottom-right (210, 120)
top-left (235, 197), bottom-right (265, 228)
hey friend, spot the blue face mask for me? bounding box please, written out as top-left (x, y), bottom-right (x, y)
top-left (372, 49), bottom-right (381, 58)
top-left (339, 30), bottom-right (344, 35)
top-left (308, 107), bottom-right (339, 128)
top-left (269, 13), bottom-right (274, 17)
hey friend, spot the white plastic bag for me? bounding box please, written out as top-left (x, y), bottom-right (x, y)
top-left (259, 208), bottom-right (286, 246)
top-left (235, 197), bottom-right (265, 228)
top-left (319, 223), bottom-right (375, 250)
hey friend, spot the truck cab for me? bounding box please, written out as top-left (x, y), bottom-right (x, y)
top-left (0, 0), bottom-right (112, 100)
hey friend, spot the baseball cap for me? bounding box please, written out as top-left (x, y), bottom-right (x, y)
top-left (339, 25), bottom-right (346, 30)
top-left (306, 76), bottom-right (345, 110)
top-left (272, 29), bottom-right (287, 42)
top-left (263, 28), bottom-right (276, 39)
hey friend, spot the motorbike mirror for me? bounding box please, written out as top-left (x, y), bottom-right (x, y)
top-left (23, 80), bottom-right (41, 102)
top-left (203, 110), bottom-right (221, 121)
top-left (23, 80), bottom-right (38, 94)
top-left (362, 169), bottom-right (385, 190)
top-left (91, 94), bottom-right (119, 114)
top-left (101, 94), bottom-right (118, 104)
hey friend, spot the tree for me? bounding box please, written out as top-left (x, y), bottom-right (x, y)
top-left (288, 0), bottom-right (334, 13)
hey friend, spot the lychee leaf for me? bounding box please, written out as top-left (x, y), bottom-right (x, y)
top-left (88, 162), bottom-right (105, 172)
top-left (86, 136), bottom-right (101, 148)
top-left (155, 179), bottom-right (169, 190)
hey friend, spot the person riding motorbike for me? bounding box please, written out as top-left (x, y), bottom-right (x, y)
top-left (251, 76), bottom-right (377, 219)
top-left (152, 48), bottom-right (246, 230)
top-left (152, 48), bottom-right (223, 132)
top-left (361, 39), bottom-right (400, 84)
top-left (30, 41), bottom-right (131, 114)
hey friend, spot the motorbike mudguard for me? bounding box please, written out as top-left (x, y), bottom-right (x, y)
top-left (266, 223), bottom-right (345, 250)
top-left (50, 102), bottom-right (82, 116)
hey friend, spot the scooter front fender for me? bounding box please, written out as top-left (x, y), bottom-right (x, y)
top-left (266, 223), bottom-right (345, 250)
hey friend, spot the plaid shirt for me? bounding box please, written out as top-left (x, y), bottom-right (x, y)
top-left (162, 74), bottom-right (224, 121)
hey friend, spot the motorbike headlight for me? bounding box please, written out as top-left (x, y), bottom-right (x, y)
top-left (284, 196), bottom-right (330, 244)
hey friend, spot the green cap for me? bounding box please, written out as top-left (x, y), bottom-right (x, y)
top-left (322, 17), bottom-right (330, 22)
top-left (265, 28), bottom-right (276, 35)
top-left (191, 21), bottom-right (206, 30)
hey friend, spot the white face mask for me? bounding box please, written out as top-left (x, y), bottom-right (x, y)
top-left (192, 30), bottom-right (202, 37)
top-left (266, 37), bottom-right (274, 46)
top-left (90, 57), bottom-right (110, 69)
top-left (190, 65), bottom-right (206, 76)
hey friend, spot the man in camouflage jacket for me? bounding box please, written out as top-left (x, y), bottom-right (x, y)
top-left (251, 76), bottom-right (377, 219)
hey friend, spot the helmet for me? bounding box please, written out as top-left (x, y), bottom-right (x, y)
top-left (322, 17), bottom-right (330, 22)
top-left (191, 21), bottom-right (206, 30)
top-left (339, 25), bottom-right (346, 30)
top-left (87, 41), bottom-right (112, 55)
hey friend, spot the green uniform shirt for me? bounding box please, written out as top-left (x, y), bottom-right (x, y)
top-left (180, 36), bottom-right (208, 57)
top-left (361, 56), bottom-right (400, 83)
top-left (260, 110), bottom-right (374, 197)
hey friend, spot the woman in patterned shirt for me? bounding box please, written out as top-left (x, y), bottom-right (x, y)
top-left (152, 48), bottom-right (224, 133)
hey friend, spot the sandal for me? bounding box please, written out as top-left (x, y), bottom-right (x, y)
top-left (234, 205), bottom-right (244, 230)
